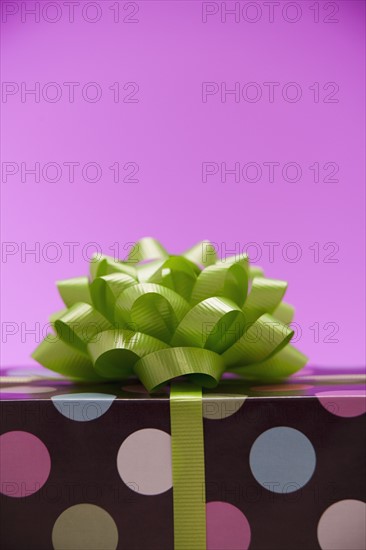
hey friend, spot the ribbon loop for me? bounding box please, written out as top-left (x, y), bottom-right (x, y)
top-left (32, 238), bottom-right (307, 388)
top-left (90, 254), bottom-right (137, 280)
top-left (171, 296), bottom-right (245, 354)
top-left (223, 313), bottom-right (293, 368)
top-left (232, 344), bottom-right (308, 381)
top-left (182, 240), bottom-right (217, 267)
top-left (148, 256), bottom-right (200, 301)
top-left (242, 277), bottom-right (288, 325)
top-left (135, 347), bottom-right (225, 392)
top-left (87, 329), bottom-right (169, 379)
top-left (32, 338), bottom-right (102, 381)
top-left (114, 283), bottom-right (190, 342)
top-left (128, 237), bottom-right (169, 263)
top-left (54, 303), bottom-right (112, 353)
top-left (272, 301), bottom-right (295, 324)
top-left (90, 273), bottom-right (137, 321)
top-left (57, 277), bottom-right (92, 307)
top-left (190, 256), bottom-right (249, 307)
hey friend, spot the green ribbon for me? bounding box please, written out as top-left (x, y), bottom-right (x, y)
top-left (170, 384), bottom-right (206, 550)
top-left (32, 237), bottom-right (308, 390)
top-left (31, 238), bottom-right (308, 549)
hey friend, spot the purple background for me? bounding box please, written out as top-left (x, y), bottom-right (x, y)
top-left (1, 0), bottom-right (365, 369)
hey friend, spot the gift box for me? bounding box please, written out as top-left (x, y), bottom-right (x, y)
top-left (1, 365), bottom-right (365, 550)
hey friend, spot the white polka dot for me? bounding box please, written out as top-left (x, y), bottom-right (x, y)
top-left (117, 428), bottom-right (172, 495)
top-left (0, 375), bottom-right (40, 384)
top-left (203, 394), bottom-right (247, 419)
top-left (52, 504), bottom-right (118, 549)
top-left (0, 385), bottom-right (57, 395)
top-left (7, 368), bottom-right (62, 378)
top-left (51, 393), bottom-right (116, 422)
top-left (317, 500), bottom-right (366, 550)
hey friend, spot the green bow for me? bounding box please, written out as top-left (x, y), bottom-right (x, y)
top-left (32, 238), bottom-right (307, 391)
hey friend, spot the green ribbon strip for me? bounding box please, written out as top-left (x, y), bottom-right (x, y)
top-left (32, 237), bottom-right (308, 390)
top-left (170, 384), bottom-right (206, 550)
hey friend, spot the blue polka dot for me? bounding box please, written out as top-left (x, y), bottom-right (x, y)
top-left (249, 427), bottom-right (316, 493)
top-left (51, 393), bottom-right (116, 422)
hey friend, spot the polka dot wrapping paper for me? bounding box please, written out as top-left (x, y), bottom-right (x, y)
top-left (0, 365), bottom-right (365, 550)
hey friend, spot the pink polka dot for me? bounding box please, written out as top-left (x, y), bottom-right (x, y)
top-left (251, 383), bottom-right (313, 392)
top-left (206, 501), bottom-right (251, 550)
top-left (0, 431), bottom-right (51, 497)
top-left (316, 390), bottom-right (366, 417)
